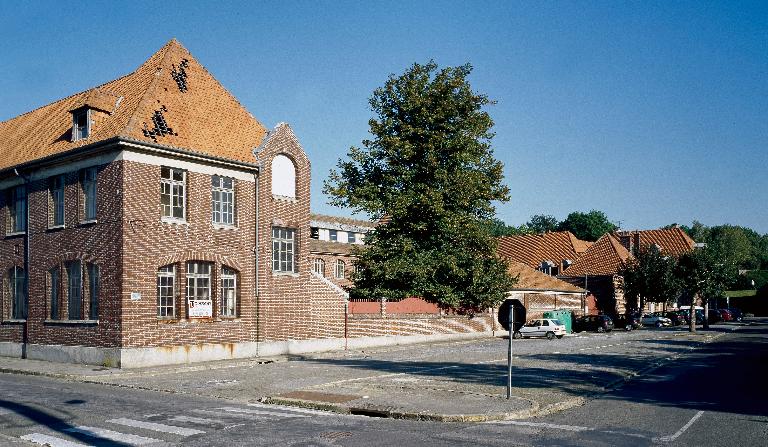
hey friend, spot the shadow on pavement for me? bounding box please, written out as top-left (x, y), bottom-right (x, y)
top-left (0, 399), bottom-right (132, 446)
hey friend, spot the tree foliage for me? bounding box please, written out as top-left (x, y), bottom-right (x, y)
top-left (527, 214), bottom-right (559, 233)
top-left (487, 218), bottom-right (533, 237)
top-left (680, 221), bottom-right (768, 270)
top-left (325, 61), bottom-right (514, 310)
top-left (557, 210), bottom-right (618, 242)
top-left (675, 246), bottom-right (736, 306)
top-left (620, 245), bottom-right (679, 311)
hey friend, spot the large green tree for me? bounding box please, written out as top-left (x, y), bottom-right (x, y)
top-left (325, 61), bottom-right (514, 310)
top-left (527, 214), bottom-right (560, 233)
top-left (675, 246), bottom-right (735, 331)
top-left (620, 244), bottom-right (679, 312)
top-left (557, 210), bottom-right (618, 242)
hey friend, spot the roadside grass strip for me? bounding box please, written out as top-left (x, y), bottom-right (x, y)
top-left (107, 417), bottom-right (205, 436)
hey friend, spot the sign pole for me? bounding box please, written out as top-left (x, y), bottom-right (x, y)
top-left (507, 305), bottom-right (514, 399)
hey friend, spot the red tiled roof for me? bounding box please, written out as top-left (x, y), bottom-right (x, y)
top-left (507, 262), bottom-right (585, 293)
top-left (561, 233), bottom-right (632, 276)
top-left (613, 228), bottom-right (695, 257)
top-left (309, 239), bottom-right (362, 255)
top-left (497, 231), bottom-right (588, 268)
top-left (0, 39), bottom-right (267, 172)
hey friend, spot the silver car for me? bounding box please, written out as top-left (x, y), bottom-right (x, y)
top-left (641, 314), bottom-right (672, 327)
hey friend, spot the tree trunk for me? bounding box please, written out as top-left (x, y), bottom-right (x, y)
top-left (689, 294), bottom-right (697, 333)
top-left (703, 297), bottom-right (710, 330)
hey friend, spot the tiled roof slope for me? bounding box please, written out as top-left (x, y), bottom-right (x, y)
top-left (613, 228), bottom-right (695, 257)
top-left (561, 233), bottom-right (632, 276)
top-left (309, 239), bottom-right (361, 255)
top-left (497, 231), bottom-right (588, 268)
top-left (507, 262), bottom-right (585, 293)
top-left (310, 213), bottom-right (376, 229)
top-left (0, 39), bottom-right (267, 172)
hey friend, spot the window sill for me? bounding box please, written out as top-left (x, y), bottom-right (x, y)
top-left (212, 223), bottom-right (238, 230)
top-left (80, 219), bottom-right (98, 226)
top-left (272, 271), bottom-right (300, 278)
top-left (2, 319), bottom-right (26, 325)
top-left (161, 217), bottom-right (188, 226)
top-left (47, 224), bottom-right (65, 231)
top-left (5, 231), bottom-right (26, 237)
top-left (218, 316), bottom-right (240, 321)
top-left (44, 319), bottom-right (98, 326)
top-left (272, 194), bottom-right (297, 203)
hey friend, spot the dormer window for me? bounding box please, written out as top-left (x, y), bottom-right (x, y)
top-left (72, 109), bottom-right (90, 141)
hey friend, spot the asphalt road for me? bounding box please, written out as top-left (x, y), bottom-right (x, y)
top-left (1, 320), bottom-right (765, 446)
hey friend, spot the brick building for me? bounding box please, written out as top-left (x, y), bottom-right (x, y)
top-left (1, 40), bottom-right (497, 367)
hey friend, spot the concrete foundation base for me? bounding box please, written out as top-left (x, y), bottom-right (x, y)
top-left (0, 331), bottom-right (499, 368)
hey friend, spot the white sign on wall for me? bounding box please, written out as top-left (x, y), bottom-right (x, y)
top-left (130, 292), bottom-right (141, 301)
top-left (188, 300), bottom-right (213, 318)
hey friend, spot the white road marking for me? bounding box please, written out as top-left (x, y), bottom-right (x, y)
top-left (218, 406), bottom-right (311, 418)
top-left (654, 411), bottom-right (704, 442)
top-left (64, 426), bottom-right (160, 445)
top-left (108, 417), bottom-right (205, 436)
top-left (170, 415), bottom-right (227, 425)
top-left (247, 402), bottom-right (333, 415)
top-left (486, 420), bottom-right (591, 432)
top-left (21, 433), bottom-right (91, 447)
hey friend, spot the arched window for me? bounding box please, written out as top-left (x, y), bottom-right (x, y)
top-left (220, 266), bottom-right (237, 317)
top-left (335, 260), bottom-right (346, 280)
top-left (271, 154), bottom-right (296, 198)
top-left (313, 258), bottom-right (325, 276)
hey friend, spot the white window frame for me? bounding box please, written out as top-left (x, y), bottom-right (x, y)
top-left (220, 267), bottom-right (237, 317)
top-left (335, 260), bottom-right (346, 280)
top-left (313, 258), bottom-right (325, 276)
top-left (211, 175), bottom-right (235, 226)
top-left (50, 175), bottom-right (65, 228)
top-left (272, 227), bottom-right (296, 273)
top-left (161, 167), bottom-right (186, 221)
top-left (72, 109), bottom-right (90, 141)
top-left (157, 265), bottom-right (176, 318)
top-left (186, 262), bottom-right (212, 301)
top-left (347, 232), bottom-right (357, 243)
top-left (271, 154), bottom-right (296, 198)
top-left (82, 167), bottom-right (98, 222)
top-left (329, 229), bottom-right (338, 242)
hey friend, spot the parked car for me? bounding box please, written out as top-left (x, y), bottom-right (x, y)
top-left (663, 311), bottom-right (687, 326)
top-left (513, 319), bottom-right (566, 340)
top-left (676, 309), bottom-right (705, 325)
top-left (707, 309), bottom-right (722, 323)
top-left (717, 309), bottom-right (733, 322)
top-left (641, 314), bottom-right (672, 327)
top-left (613, 313), bottom-right (641, 331)
top-left (726, 307), bottom-right (743, 322)
top-left (574, 315), bottom-right (614, 333)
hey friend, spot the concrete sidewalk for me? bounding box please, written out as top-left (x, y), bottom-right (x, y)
top-left (0, 328), bottom-right (735, 422)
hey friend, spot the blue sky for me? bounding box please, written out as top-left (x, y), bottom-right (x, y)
top-left (1, 1), bottom-right (766, 233)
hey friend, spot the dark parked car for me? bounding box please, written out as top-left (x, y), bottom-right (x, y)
top-left (663, 311), bottom-right (687, 326)
top-left (708, 309), bottom-right (722, 323)
top-left (613, 313), bottom-right (641, 331)
top-left (574, 315), bottom-right (614, 333)
top-left (677, 309), bottom-right (705, 325)
top-left (726, 308), bottom-right (743, 322)
top-left (717, 309), bottom-right (734, 322)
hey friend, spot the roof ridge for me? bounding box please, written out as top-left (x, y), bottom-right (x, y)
top-left (119, 39), bottom-right (178, 139)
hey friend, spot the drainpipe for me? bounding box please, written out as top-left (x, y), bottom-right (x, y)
top-left (13, 168), bottom-right (30, 359)
top-left (253, 171), bottom-right (260, 356)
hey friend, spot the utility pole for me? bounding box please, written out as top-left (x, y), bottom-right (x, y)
top-left (506, 304), bottom-right (514, 399)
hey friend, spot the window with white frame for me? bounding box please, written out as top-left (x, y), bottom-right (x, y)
top-left (9, 267), bottom-right (26, 320)
top-left (157, 265), bottom-right (176, 317)
top-left (271, 154), bottom-right (296, 198)
top-left (66, 260), bottom-right (82, 320)
top-left (81, 167), bottom-right (97, 221)
top-left (186, 262), bottom-right (211, 301)
top-left (7, 186), bottom-right (26, 234)
top-left (50, 175), bottom-right (65, 227)
top-left (335, 260), bottom-right (346, 279)
top-left (160, 167), bottom-right (186, 220)
top-left (72, 109), bottom-right (90, 141)
top-left (211, 175), bottom-right (235, 225)
top-left (88, 263), bottom-right (99, 320)
top-left (272, 227), bottom-right (296, 273)
top-left (220, 267), bottom-right (237, 317)
top-left (347, 232), bottom-right (357, 243)
top-left (329, 230), bottom-right (338, 242)
top-left (313, 258), bottom-right (325, 276)
top-left (49, 267), bottom-right (60, 320)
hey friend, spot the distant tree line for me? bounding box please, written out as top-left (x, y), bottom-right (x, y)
top-left (489, 210), bottom-right (619, 242)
